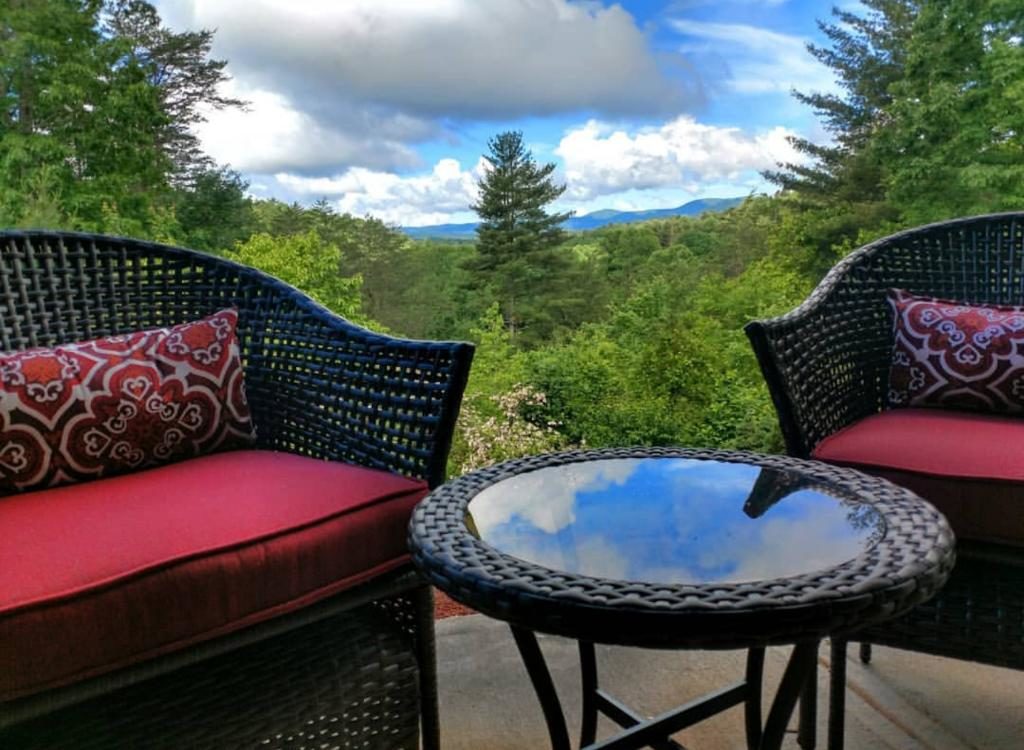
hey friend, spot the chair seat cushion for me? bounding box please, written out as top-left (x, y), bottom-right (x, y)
top-left (0, 450), bottom-right (428, 701)
top-left (812, 408), bottom-right (1024, 546)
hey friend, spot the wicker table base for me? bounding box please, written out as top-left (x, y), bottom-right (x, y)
top-left (411, 449), bottom-right (955, 750)
top-left (512, 627), bottom-right (819, 750)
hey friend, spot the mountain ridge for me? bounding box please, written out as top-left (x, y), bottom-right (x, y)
top-left (401, 196), bottom-right (745, 240)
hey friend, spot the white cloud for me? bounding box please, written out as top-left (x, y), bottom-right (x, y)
top-left (194, 82), bottom-right (425, 175)
top-left (275, 158), bottom-right (486, 226)
top-left (555, 116), bottom-right (802, 200)
top-left (469, 459), bottom-right (639, 537)
top-left (164, 0), bottom-right (699, 175)
top-left (672, 0), bottom-right (790, 6)
top-left (696, 495), bottom-right (878, 583)
top-left (267, 113), bottom-right (805, 224)
top-left (495, 534), bottom-right (632, 581)
top-left (669, 19), bottom-right (836, 95)
top-left (191, 0), bottom-right (689, 118)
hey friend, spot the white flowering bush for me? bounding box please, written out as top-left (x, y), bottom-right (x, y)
top-left (454, 383), bottom-right (567, 474)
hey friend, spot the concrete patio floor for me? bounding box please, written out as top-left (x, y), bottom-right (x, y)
top-left (436, 614), bottom-right (1024, 749)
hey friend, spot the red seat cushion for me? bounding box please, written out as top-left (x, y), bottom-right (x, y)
top-left (0, 450), bottom-right (427, 701)
top-left (812, 408), bottom-right (1024, 546)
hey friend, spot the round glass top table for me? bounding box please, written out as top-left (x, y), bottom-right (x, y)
top-left (410, 448), bottom-right (955, 750)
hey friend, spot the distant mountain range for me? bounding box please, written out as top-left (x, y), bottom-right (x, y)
top-left (401, 197), bottom-right (745, 240)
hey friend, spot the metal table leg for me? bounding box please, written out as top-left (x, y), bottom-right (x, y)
top-left (761, 641), bottom-right (820, 750)
top-left (745, 647), bottom-right (765, 750)
top-left (798, 656), bottom-right (817, 749)
top-left (579, 641), bottom-right (599, 747)
top-left (510, 625), bottom-right (572, 750)
top-left (828, 639), bottom-right (848, 750)
top-left (510, 626), bottom-right (818, 750)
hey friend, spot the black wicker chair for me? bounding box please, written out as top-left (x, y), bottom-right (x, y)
top-left (746, 212), bottom-right (1024, 749)
top-left (0, 230), bottom-right (474, 749)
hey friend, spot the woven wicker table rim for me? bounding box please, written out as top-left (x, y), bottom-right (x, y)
top-left (409, 447), bottom-right (956, 650)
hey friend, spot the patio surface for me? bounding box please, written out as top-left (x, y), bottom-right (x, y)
top-left (436, 614), bottom-right (1024, 749)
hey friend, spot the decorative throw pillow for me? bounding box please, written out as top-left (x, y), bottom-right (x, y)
top-left (887, 289), bottom-right (1024, 413)
top-left (0, 309), bottom-right (255, 493)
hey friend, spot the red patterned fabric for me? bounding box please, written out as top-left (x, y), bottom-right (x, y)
top-left (887, 289), bottom-right (1024, 413)
top-left (0, 450), bottom-right (429, 700)
top-left (0, 310), bottom-right (254, 493)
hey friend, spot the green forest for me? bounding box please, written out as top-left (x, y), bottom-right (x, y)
top-left (3, 1), bottom-right (1022, 474)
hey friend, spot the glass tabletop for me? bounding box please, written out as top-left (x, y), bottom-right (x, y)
top-left (466, 457), bottom-right (885, 585)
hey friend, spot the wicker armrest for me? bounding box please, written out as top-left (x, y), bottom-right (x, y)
top-left (747, 214), bottom-right (1024, 458)
top-left (240, 288), bottom-right (473, 488)
top-left (745, 258), bottom-right (892, 458)
top-left (0, 231), bottom-right (473, 487)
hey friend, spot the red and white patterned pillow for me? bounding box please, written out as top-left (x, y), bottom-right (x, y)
top-left (887, 289), bottom-right (1024, 413)
top-left (0, 309), bottom-right (255, 493)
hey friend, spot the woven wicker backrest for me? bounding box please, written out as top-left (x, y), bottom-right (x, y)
top-left (747, 213), bottom-right (1024, 456)
top-left (0, 231), bottom-right (473, 485)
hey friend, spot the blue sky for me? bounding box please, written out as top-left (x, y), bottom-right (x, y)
top-left (157, 1), bottom-right (848, 225)
top-left (468, 457), bottom-right (880, 584)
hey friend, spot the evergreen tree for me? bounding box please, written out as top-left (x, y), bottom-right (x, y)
top-left (231, 230), bottom-right (368, 326)
top-left (875, 0), bottom-right (1024, 221)
top-left (764, 1), bottom-right (919, 202)
top-left (0, 0), bottom-right (171, 229)
top-left (104, 0), bottom-right (245, 184)
top-left (770, 0), bottom-right (1023, 224)
top-left (467, 131), bottom-right (573, 344)
top-left (175, 166), bottom-right (252, 251)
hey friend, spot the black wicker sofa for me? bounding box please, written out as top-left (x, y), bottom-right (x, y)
top-left (746, 213), bottom-right (1024, 748)
top-left (0, 231), bottom-right (473, 749)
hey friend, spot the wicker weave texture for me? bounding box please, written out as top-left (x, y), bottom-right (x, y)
top-left (0, 231), bottom-right (463, 747)
top-left (0, 231), bottom-right (473, 487)
top-left (745, 213), bottom-right (1024, 457)
top-left (2, 601), bottom-right (419, 750)
top-left (744, 213), bottom-right (1024, 687)
top-left (855, 543), bottom-right (1024, 671)
top-left (410, 447), bottom-right (955, 650)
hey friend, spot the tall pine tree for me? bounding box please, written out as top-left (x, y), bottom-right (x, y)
top-left (875, 0), bottom-right (1024, 222)
top-left (764, 1), bottom-right (918, 202)
top-left (1, 0), bottom-right (248, 235)
top-left (0, 0), bottom-right (171, 229)
top-left (104, 0), bottom-right (245, 185)
top-left (769, 0), bottom-right (1023, 223)
top-left (468, 131), bottom-right (573, 345)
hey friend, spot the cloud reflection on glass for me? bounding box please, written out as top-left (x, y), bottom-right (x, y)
top-left (466, 458), bottom-right (883, 585)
